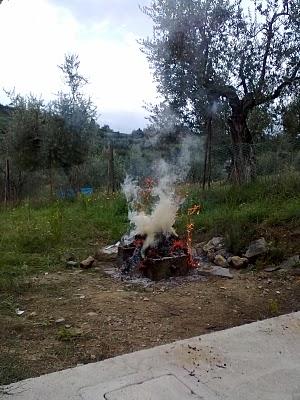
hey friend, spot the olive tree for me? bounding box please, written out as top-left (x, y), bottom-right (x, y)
top-left (44, 54), bottom-right (97, 185)
top-left (141, 0), bottom-right (300, 183)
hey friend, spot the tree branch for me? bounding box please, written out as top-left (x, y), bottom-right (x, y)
top-left (257, 12), bottom-right (288, 91)
top-left (239, 55), bottom-right (248, 95)
top-left (204, 82), bottom-right (240, 107)
top-left (257, 60), bottom-right (300, 105)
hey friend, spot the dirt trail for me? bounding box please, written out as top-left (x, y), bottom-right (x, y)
top-left (1, 264), bottom-right (299, 383)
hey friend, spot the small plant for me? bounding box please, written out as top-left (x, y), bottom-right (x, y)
top-left (266, 246), bottom-right (285, 264)
top-left (269, 299), bottom-right (279, 315)
top-left (49, 205), bottom-right (64, 244)
top-left (224, 221), bottom-right (245, 255)
top-left (79, 193), bottom-right (92, 212)
top-left (0, 352), bottom-right (33, 385)
top-left (0, 295), bottom-right (18, 316)
top-left (16, 224), bottom-right (52, 253)
top-left (57, 327), bottom-right (82, 342)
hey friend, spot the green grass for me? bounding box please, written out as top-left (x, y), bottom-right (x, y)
top-left (0, 173), bottom-right (299, 387)
top-left (0, 192), bottom-right (128, 291)
top-left (177, 172), bottom-right (300, 253)
top-left (0, 353), bottom-right (34, 386)
top-left (0, 172), bottom-right (299, 291)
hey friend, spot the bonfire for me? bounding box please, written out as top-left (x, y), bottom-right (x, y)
top-left (119, 176), bottom-right (201, 281)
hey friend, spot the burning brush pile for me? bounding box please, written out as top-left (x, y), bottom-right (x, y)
top-left (119, 170), bottom-right (201, 281)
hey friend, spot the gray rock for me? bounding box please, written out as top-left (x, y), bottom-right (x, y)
top-left (214, 254), bottom-right (228, 268)
top-left (194, 242), bottom-right (206, 257)
top-left (229, 256), bottom-right (248, 269)
top-left (55, 318), bottom-right (65, 324)
top-left (87, 312), bottom-right (98, 317)
top-left (207, 250), bottom-right (216, 262)
top-left (203, 242), bottom-right (215, 253)
top-left (203, 237), bottom-right (225, 253)
top-left (215, 248), bottom-right (228, 257)
top-left (197, 264), bottom-right (233, 279)
top-left (80, 256), bottom-right (95, 269)
top-left (102, 242), bottom-right (120, 255)
top-left (195, 241), bottom-right (206, 250)
top-left (66, 261), bottom-right (79, 269)
top-left (245, 238), bottom-right (268, 258)
top-left (264, 265), bottom-right (281, 272)
top-left (210, 237), bottom-right (225, 247)
top-left (94, 248), bottom-right (118, 261)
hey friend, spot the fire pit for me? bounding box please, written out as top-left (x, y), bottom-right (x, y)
top-left (118, 233), bottom-right (191, 281)
top-left (118, 174), bottom-right (201, 282)
top-left (143, 255), bottom-right (189, 281)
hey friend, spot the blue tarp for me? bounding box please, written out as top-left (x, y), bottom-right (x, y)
top-left (80, 187), bottom-right (93, 196)
top-left (58, 187), bottom-right (93, 199)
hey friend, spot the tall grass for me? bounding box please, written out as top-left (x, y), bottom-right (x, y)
top-left (0, 172), bottom-right (299, 289)
top-left (177, 172), bottom-right (300, 253)
top-left (0, 192), bottom-right (128, 290)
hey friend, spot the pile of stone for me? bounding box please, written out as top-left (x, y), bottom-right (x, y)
top-left (196, 237), bottom-right (269, 269)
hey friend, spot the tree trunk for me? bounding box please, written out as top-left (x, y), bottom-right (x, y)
top-left (228, 108), bottom-right (255, 184)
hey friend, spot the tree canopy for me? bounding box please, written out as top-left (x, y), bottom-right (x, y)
top-left (141, 0), bottom-right (300, 182)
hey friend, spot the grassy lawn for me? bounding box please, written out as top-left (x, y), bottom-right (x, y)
top-left (0, 172), bottom-right (299, 292)
top-left (180, 172), bottom-right (300, 255)
top-left (0, 192), bottom-right (128, 292)
top-left (0, 172), bottom-right (299, 385)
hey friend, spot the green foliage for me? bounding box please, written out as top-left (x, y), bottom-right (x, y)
top-left (0, 104), bottom-right (11, 136)
top-left (0, 174), bottom-right (299, 293)
top-left (57, 327), bottom-right (82, 342)
top-left (224, 221), bottom-right (246, 255)
top-left (4, 93), bottom-right (45, 171)
top-left (43, 54), bottom-right (97, 176)
top-left (266, 247), bottom-right (286, 264)
top-left (177, 172), bottom-right (300, 251)
top-left (141, 0), bottom-right (300, 182)
top-left (0, 54), bottom-right (99, 201)
top-left (282, 94), bottom-right (300, 139)
top-left (0, 191), bottom-right (128, 289)
top-left (0, 353), bottom-right (33, 385)
top-left (248, 106), bottom-right (273, 139)
top-left (269, 299), bottom-right (280, 315)
top-left (58, 54), bottom-right (88, 102)
top-left (0, 294), bottom-right (18, 316)
top-left (142, 0), bottom-right (300, 116)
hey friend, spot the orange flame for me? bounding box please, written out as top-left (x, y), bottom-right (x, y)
top-left (186, 205), bottom-right (201, 267)
top-left (187, 204), bottom-right (201, 216)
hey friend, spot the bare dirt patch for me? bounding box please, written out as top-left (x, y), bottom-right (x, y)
top-left (1, 263), bottom-right (299, 384)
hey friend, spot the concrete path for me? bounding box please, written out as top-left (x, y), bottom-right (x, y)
top-left (2, 312), bottom-right (300, 400)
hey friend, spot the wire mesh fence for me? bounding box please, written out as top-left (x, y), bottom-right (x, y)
top-left (188, 138), bottom-right (300, 185)
top-left (0, 137), bottom-right (299, 203)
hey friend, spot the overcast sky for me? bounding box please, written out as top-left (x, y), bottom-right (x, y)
top-left (0, 0), bottom-right (158, 133)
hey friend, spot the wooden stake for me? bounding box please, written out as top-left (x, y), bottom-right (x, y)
top-left (4, 159), bottom-right (10, 205)
top-left (107, 142), bottom-right (115, 193)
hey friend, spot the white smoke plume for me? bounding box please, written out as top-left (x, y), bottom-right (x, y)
top-left (122, 134), bottom-right (201, 252)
